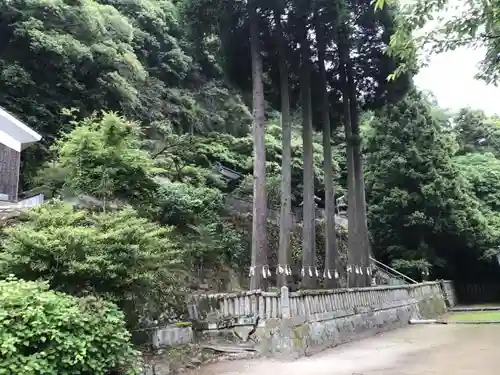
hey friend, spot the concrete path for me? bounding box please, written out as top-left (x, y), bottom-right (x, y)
top-left (188, 324), bottom-right (500, 375)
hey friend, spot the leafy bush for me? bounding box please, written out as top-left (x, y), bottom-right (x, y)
top-left (391, 258), bottom-right (432, 281)
top-left (0, 278), bottom-right (138, 375)
top-left (0, 201), bottom-right (186, 328)
top-left (35, 112), bottom-right (159, 206)
top-left (151, 117), bottom-right (341, 202)
top-left (156, 181), bottom-right (247, 278)
top-left (156, 181), bottom-right (224, 230)
top-left (234, 174), bottom-right (282, 209)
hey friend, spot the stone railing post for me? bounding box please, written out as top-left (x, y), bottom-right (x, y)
top-left (439, 280), bottom-right (456, 308)
top-left (281, 286), bottom-right (291, 319)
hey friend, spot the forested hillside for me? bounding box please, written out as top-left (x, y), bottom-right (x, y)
top-left (1, 0), bottom-right (500, 333)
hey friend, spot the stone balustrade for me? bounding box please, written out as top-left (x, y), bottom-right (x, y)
top-left (155, 280), bottom-right (455, 357)
top-left (187, 281), bottom-right (447, 323)
top-left (187, 290), bottom-right (279, 321)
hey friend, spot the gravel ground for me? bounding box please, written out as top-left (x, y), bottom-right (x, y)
top-left (186, 324), bottom-right (500, 375)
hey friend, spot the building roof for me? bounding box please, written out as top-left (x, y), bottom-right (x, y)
top-left (0, 107), bottom-right (41, 152)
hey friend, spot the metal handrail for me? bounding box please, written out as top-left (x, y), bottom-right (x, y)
top-left (369, 257), bottom-right (419, 284)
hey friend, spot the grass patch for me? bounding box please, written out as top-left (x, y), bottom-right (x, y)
top-left (448, 310), bottom-right (500, 321)
top-left (175, 321), bottom-right (192, 328)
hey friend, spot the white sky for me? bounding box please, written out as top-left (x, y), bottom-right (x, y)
top-left (414, 48), bottom-right (500, 115)
top-left (409, 0), bottom-right (500, 115)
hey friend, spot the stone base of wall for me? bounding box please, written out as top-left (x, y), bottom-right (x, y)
top-left (188, 282), bottom-right (451, 359)
top-left (255, 296), bottom-right (447, 358)
top-left (152, 325), bottom-right (194, 349)
top-left (440, 280), bottom-right (457, 307)
top-left (417, 294), bottom-right (448, 318)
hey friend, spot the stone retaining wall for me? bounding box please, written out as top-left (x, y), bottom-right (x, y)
top-left (189, 282), bottom-right (446, 323)
top-left (440, 280), bottom-right (457, 308)
top-left (255, 282), bottom-right (447, 357)
top-left (160, 281), bottom-right (453, 359)
top-left (152, 324), bottom-right (194, 349)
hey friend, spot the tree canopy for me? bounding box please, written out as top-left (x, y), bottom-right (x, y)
top-left (376, 0), bottom-right (500, 84)
top-left (364, 92), bottom-right (495, 280)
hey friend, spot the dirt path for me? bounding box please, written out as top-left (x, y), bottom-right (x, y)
top-left (188, 324), bottom-right (500, 375)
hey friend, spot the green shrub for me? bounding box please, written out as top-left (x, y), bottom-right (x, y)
top-left (34, 112), bottom-right (159, 206)
top-left (0, 278), bottom-right (138, 375)
top-left (0, 201), bottom-right (186, 328)
top-left (156, 181), bottom-right (224, 230)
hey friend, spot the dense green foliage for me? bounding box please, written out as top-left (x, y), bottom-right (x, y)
top-left (153, 118), bottom-right (342, 204)
top-left (0, 278), bottom-right (138, 375)
top-left (364, 93), bottom-right (498, 279)
top-left (1, 2), bottom-right (500, 370)
top-left (35, 112), bottom-right (159, 206)
top-left (453, 109), bottom-right (500, 156)
top-left (0, 202), bottom-right (185, 327)
top-left (0, 0), bottom-right (498, 280)
top-left (155, 180), bottom-right (248, 275)
top-left (0, 0), bottom-right (250, 181)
